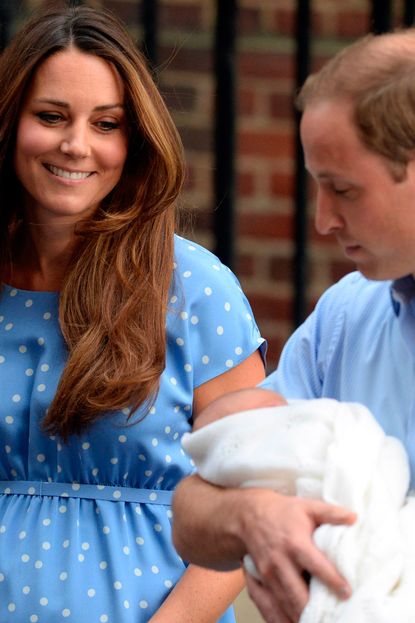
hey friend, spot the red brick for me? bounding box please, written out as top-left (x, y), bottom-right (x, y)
top-left (271, 172), bottom-right (294, 198)
top-left (237, 171), bottom-right (256, 197)
top-left (269, 256), bottom-right (293, 281)
top-left (249, 292), bottom-right (292, 322)
top-left (239, 130), bottom-right (294, 158)
top-left (239, 7), bottom-right (262, 35)
top-left (160, 5), bottom-right (204, 31)
top-left (238, 88), bottom-right (256, 116)
top-left (160, 45), bottom-right (213, 73)
top-left (161, 84), bottom-right (197, 112)
top-left (270, 92), bottom-right (294, 120)
top-left (238, 213), bottom-right (293, 239)
top-left (239, 52), bottom-right (294, 80)
top-left (330, 259), bottom-right (354, 283)
top-left (236, 253), bottom-right (255, 277)
top-left (336, 11), bottom-right (369, 38)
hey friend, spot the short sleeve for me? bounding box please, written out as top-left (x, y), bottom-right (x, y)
top-left (168, 236), bottom-right (266, 388)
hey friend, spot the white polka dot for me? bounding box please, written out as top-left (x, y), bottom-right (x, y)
top-left (82, 442), bottom-right (90, 450)
top-left (38, 337), bottom-right (45, 345)
top-left (123, 546), bottom-right (130, 555)
top-left (28, 487), bottom-right (36, 495)
top-left (225, 359), bottom-right (234, 368)
top-left (134, 567), bottom-right (142, 576)
top-left (180, 311), bottom-right (188, 320)
top-left (170, 295), bottom-right (178, 304)
top-left (118, 435), bottom-right (127, 443)
top-left (202, 355), bottom-right (210, 364)
top-left (78, 554), bottom-right (85, 562)
top-left (138, 454), bottom-right (146, 461)
top-left (190, 315), bottom-right (199, 324)
top-left (165, 455), bottom-right (172, 463)
top-left (173, 432), bottom-right (179, 440)
top-left (30, 616), bottom-right (39, 623)
top-left (37, 454), bottom-right (46, 463)
top-left (21, 554), bottom-right (30, 562)
top-left (59, 505), bottom-right (67, 513)
top-left (122, 407), bottom-right (130, 416)
top-left (204, 287), bottom-right (212, 296)
top-left (5, 446), bottom-right (11, 454)
top-left (23, 585), bottom-right (30, 594)
top-left (136, 536), bottom-right (144, 545)
top-left (42, 541), bottom-right (51, 550)
top-left (99, 561), bottom-right (108, 570)
top-left (10, 289), bottom-right (17, 296)
top-left (19, 531), bottom-right (27, 540)
top-left (139, 601), bottom-right (148, 609)
top-left (34, 561), bottom-right (43, 569)
top-left (216, 326), bottom-right (224, 335)
top-left (224, 302), bottom-right (231, 311)
top-left (235, 347), bottom-right (243, 355)
top-left (81, 542), bottom-right (90, 551)
top-left (40, 597), bottom-right (48, 606)
top-left (43, 312), bottom-right (51, 320)
top-left (170, 377), bottom-right (177, 386)
top-left (60, 572), bottom-right (68, 581)
top-left (246, 313), bottom-right (252, 321)
top-left (12, 394), bottom-right (21, 402)
top-left (25, 368), bottom-right (34, 377)
top-left (0, 356), bottom-right (4, 364)
top-left (103, 526), bottom-right (110, 534)
top-left (165, 426), bottom-right (171, 434)
top-left (87, 589), bottom-right (96, 597)
top-left (0, 573), bottom-right (4, 581)
top-left (37, 384), bottom-right (46, 392)
top-left (123, 600), bottom-right (130, 609)
top-left (62, 540), bottom-right (70, 548)
top-left (183, 270), bottom-right (192, 278)
top-left (25, 299), bottom-right (33, 307)
top-left (5, 323), bottom-right (13, 331)
top-left (40, 364), bottom-right (49, 372)
top-left (62, 609), bottom-right (71, 618)
top-left (167, 509), bottom-right (173, 518)
top-left (110, 457), bottom-right (118, 464)
top-left (8, 603), bottom-right (16, 612)
top-left (164, 579), bottom-right (173, 588)
top-left (114, 580), bottom-right (122, 590)
top-left (184, 364), bottom-right (192, 372)
top-left (149, 492), bottom-right (158, 501)
top-left (145, 470), bottom-right (152, 477)
top-left (42, 518), bottom-right (51, 526)
top-left (212, 264), bottom-right (220, 271)
top-left (100, 616), bottom-right (109, 623)
top-left (176, 337), bottom-right (184, 346)
top-left (154, 523), bottom-right (162, 532)
top-left (151, 565), bottom-right (160, 574)
top-left (19, 345), bottom-right (27, 353)
top-left (5, 416), bottom-right (13, 425)
top-left (71, 483), bottom-right (80, 491)
top-left (92, 468), bottom-right (99, 476)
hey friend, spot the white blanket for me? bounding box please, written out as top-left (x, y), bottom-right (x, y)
top-left (182, 398), bottom-right (415, 622)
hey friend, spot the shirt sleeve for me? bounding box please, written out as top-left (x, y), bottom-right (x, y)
top-left (262, 272), bottom-right (361, 399)
top-left (169, 237), bottom-right (267, 389)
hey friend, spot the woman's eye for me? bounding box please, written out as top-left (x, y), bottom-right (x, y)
top-left (36, 112), bottom-right (63, 124)
top-left (96, 120), bottom-right (120, 132)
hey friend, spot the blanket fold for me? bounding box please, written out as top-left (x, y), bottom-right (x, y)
top-left (182, 398), bottom-right (415, 623)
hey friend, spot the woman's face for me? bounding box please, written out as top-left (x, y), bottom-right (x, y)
top-left (14, 47), bottom-right (129, 225)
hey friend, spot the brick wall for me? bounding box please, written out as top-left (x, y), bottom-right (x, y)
top-left (15, 0), bottom-right (393, 368)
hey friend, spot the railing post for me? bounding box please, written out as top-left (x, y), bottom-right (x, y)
top-left (372, 0), bottom-right (392, 33)
top-left (293, 0), bottom-right (311, 327)
top-left (141, 0), bottom-right (159, 69)
top-left (213, 0), bottom-right (238, 270)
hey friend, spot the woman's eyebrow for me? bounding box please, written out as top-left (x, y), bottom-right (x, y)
top-left (32, 98), bottom-right (124, 111)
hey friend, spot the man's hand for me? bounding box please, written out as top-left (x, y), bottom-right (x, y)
top-left (237, 490), bottom-right (355, 623)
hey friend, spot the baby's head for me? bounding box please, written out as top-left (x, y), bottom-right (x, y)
top-left (194, 388), bottom-right (287, 431)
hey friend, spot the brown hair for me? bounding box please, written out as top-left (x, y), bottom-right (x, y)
top-left (297, 30), bottom-right (415, 178)
top-left (0, 5), bottom-right (185, 438)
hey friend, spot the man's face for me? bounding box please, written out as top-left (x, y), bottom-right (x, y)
top-left (300, 99), bottom-right (415, 281)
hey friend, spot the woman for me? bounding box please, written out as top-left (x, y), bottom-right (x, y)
top-left (0, 4), bottom-right (266, 622)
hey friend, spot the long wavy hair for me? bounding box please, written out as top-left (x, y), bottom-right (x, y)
top-left (0, 5), bottom-right (185, 439)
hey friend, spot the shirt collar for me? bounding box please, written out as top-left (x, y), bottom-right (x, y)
top-left (390, 275), bottom-right (415, 316)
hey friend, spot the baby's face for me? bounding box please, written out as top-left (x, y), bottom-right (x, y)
top-left (193, 388), bottom-right (287, 430)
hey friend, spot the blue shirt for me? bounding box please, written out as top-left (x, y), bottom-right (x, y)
top-left (263, 271), bottom-right (415, 484)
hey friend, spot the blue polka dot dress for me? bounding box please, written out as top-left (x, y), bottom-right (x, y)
top-left (0, 235), bottom-right (266, 622)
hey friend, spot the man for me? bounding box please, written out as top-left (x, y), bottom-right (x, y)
top-left (172, 30), bottom-right (415, 623)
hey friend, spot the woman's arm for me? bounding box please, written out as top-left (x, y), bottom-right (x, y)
top-left (150, 350), bottom-right (265, 622)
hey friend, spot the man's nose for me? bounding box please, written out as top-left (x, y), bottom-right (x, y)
top-left (314, 190), bottom-right (343, 236)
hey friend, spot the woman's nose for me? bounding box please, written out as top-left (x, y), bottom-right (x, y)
top-left (60, 123), bottom-right (91, 159)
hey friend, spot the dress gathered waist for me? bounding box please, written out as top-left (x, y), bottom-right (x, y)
top-left (0, 480), bottom-right (173, 505)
